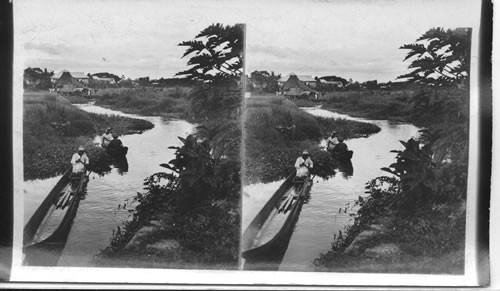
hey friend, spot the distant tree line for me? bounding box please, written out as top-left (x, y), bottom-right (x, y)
top-left (317, 75), bottom-right (349, 85)
top-left (246, 69), bottom-right (418, 93)
top-left (23, 67), bottom-right (200, 91)
top-left (23, 67), bottom-right (53, 90)
top-left (90, 72), bottom-right (121, 83)
top-left (247, 71), bottom-right (281, 93)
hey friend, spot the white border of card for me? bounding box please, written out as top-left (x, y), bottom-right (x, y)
top-left (11, 0), bottom-right (487, 287)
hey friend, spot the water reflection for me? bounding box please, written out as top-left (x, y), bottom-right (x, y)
top-left (337, 160), bottom-right (354, 178)
top-left (110, 154), bottom-right (129, 175)
top-left (243, 107), bottom-right (420, 271)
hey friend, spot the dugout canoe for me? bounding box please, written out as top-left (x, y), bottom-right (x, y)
top-left (242, 172), bottom-right (311, 267)
top-left (23, 168), bottom-right (88, 265)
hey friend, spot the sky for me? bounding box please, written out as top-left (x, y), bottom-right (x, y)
top-left (16, 0), bottom-right (480, 82)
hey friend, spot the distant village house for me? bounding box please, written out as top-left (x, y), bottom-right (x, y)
top-left (278, 74), bottom-right (317, 89)
top-left (51, 70), bottom-right (90, 85)
top-left (279, 73), bottom-right (321, 99)
top-left (52, 70), bottom-right (92, 96)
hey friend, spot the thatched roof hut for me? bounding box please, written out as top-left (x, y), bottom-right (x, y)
top-left (278, 74), bottom-right (315, 83)
top-left (281, 74), bottom-right (319, 98)
top-left (55, 71), bottom-right (85, 89)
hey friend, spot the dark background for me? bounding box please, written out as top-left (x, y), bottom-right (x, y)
top-left (0, 0), bottom-right (13, 282)
top-left (477, 0), bottom-right (493, 285)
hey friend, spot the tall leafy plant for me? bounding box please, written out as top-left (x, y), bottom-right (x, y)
top-left (176, 23), bottom-right (243, 120)
top-left (160, 132), bottom-right (240, 213)
top-left (176, 23), bottom-right (243, 83)
top-left (174, 22), bottom-right (243, 175)
top-left (381, 138), bottom-right (437, 214)
top-left (397, 27), bottom-right (471, 86)
top-left (399, 27), bottom-right (470, 165)
top-left (160, 134), bottom-right (217, 211)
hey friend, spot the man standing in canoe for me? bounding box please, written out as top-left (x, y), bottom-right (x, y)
top-left (295, 150), bottom-right (313, 177)
top-left (101, 127), bottom-right (113, 148)
top-left (71, 146), bottom-right (89, 175)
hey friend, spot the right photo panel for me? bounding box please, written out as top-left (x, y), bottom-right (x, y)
top-left (242, 0), bottom-right (475, 273)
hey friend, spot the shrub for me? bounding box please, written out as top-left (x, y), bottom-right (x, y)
top-left (348, 94), bottom-right (361, 106)
top-left (98, 133), bottom-right (241, 267)
top-left (314, 136), bottom-right (467, 270)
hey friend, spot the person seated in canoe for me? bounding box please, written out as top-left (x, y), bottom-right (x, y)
top-left (326, 131), bottom-right (339, 152)
top-left (107, 133), bottom-right (125, 156)
top-left (101, 128), bottom-right (113, 148)
top-left (332, 137), bottom-right (348, 154)
top-left (295, 150), bottom-right (313, 178)
top-left (70, 146), bottom-right (89, 178)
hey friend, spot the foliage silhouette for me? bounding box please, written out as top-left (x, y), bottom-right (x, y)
top-left (397, 27), bottom-right (471, 86)
top-left (24, 67), bottom-right (53, 90)
top-left (177, 23), bottom-right (244, 120)
top-left (249, 70), bottom-right (281, 93)
top-left (176, 23), bottom-right (243, 83)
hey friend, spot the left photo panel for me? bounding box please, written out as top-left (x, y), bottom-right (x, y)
top-left (16, 1), bottom-right (243, 270)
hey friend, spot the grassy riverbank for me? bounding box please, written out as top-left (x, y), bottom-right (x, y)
top-left (93, 87), bottom-right (192, 119)
top-left (313, 177), bottom-right (466, 274)
top-left (290, 87), bottom-right (467, 127)
top-left (292, 90), bottom-right (414, 123)
top-left (24, 92), bottom-right (154, 180)
top-left (244, 95), bottom-right (380, 183)
top-left (289, 90), bottom-right (415, 123)
top-left (312, 85), bottom-right (469, 273)
top-left (63, 94), bottom-right (92, 104)
top-left (320, 90), bottom-right (415, 123)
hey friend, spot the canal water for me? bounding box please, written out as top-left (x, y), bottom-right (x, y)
top-left (242, 107), bottom-right (420, 271)
top-left (23, 104), bottom-right (194, 266)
